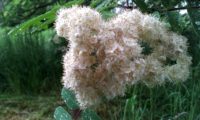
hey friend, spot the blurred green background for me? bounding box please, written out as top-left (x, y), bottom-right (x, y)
top-left (0, 0), bottom-right (200, 120)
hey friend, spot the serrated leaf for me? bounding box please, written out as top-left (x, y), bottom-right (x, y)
top-left (95, 0), bottom-right (111, 11)
top-left (54, 106), bottom-right (72, 120)
top-left (90, 0), bottom-right (104, 8)
top-left (81, 109), bottom-right (101, 120)
top-left (61, 88), bottom-right (79, 110)
top-left (95, 0), bottom-right (116, 12)
top-left (9, 0), bottom-right (84, 35)
top-left (9, 0), bottom-right (117, 35)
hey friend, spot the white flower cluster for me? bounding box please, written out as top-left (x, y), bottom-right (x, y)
top-left (55, 6), bottom-right (192, 108)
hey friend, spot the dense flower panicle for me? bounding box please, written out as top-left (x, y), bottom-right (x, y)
top-left (55, 6), bottom-right (192, 108)
top-left (55, 6), bottom-right (102, 40)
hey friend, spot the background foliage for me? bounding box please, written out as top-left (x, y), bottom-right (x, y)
top-left (0, 0), bottom-right (200, 120)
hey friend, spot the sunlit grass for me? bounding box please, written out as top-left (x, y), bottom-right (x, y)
top-left (0, 94), bottom-right (63, 120)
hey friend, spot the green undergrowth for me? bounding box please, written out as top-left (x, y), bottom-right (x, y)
top-left (0, 29), bottom-right (65, 94)
top-left (54, 66), bottom-right (200, 120)
top-left (97, 75), bottom-right (200, 120)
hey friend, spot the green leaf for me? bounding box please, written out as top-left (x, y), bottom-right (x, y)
top-left (61, 88), bottom-right (79, 110)
top-left (93, 0), bottom-right (116, 20)
top-left (94, 0), bottom-right (116, 12)
top-left (90, 0), bottom-right (104, 8)
top-left (133, 0), bottom-right (148, 12)
top-left (8, 0), bottom-right (117, 35)
top-left (161, 0), bottom-right (182, 8)
top-left (166, 11), bottom-right (188, 33)
top-left (54, 106), bottom-right (72, 120)
top-left (8, 0), bottom-right (84, 35)
top-left (81, 109), bottom-right (101, 120)
top-left (95, 0), bottom-right (111, 11)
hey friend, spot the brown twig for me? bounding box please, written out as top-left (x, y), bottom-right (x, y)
top-left (118, 4), bottom-right (137, 9)
top-left (118, 4), bottom-right (200, 12)
top-left (126, 0), bottom-right (129, 7)
top-left (165, 6), bottom-right (200, 11)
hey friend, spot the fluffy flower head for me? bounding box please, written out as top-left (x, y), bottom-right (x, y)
top-left (55, 6), bottom-right (192, 108)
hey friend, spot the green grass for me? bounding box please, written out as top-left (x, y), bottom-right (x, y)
top-left (96, 73), bottom-right (200, 120)
top-left (2, 78), bottom-right (200, 120)
top-left (0, 30), bottom-right (65, 94)
top-left (53, 67), bottom-right (200, 120)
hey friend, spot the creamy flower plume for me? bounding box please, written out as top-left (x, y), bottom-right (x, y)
top-left (55, 6), bottom-right (192, 108)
